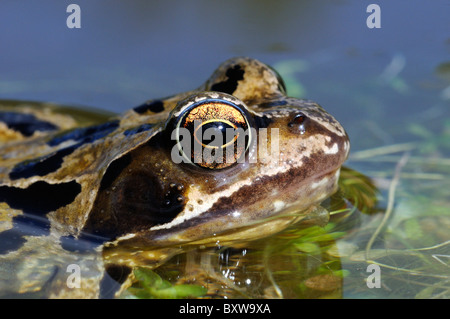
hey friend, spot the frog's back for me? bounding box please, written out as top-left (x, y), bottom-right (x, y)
top-left (0, 100), bottom-right (114, 142)
top-left (0, 99), bottom-right (164, 237)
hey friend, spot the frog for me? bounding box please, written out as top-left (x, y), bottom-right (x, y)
top-left (0, 57), bottom-right (349, 298)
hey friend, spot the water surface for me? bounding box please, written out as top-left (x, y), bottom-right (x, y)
top-left (0, 0), bottom-right (449, 299)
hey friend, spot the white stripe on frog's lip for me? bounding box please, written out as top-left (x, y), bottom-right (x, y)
top-left (148, 175), bottom-right (256, 231)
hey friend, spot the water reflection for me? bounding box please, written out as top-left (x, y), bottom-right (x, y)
top-left (0, 0), bottom-right (449, 299)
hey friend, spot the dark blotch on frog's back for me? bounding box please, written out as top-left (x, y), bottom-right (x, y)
top-left (9, 146), bottom-right (76, 180)
top-left (0, 111), bottom-right (58, 136)
top-left (0, 181), bottom-right (81, 254)
top-left (47, 120), bottom-right (120, 147)
top-left (211, 65), bottom-right (245, 94)
top-left (60, 234), bottom-right (102, 252)
top-left (9, 120), bottom-right (120, 180)
top-left (133, 100), bottom-right (164, 114)
top-left (0, 181), bottom-right (81, 215)
top-left (123, 123), bottom-right (154, 137)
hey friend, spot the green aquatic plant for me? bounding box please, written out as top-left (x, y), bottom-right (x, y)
top-left (342, 125), bottom-right (450, 298)
top-left (125, 268), bottom-right (207, 299)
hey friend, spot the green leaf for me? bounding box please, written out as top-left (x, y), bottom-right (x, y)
top-left (295, 242), bottom-right (320, 253)
top-left (133, 268), bottom-right (164, 289)
top-left (151, 285), bottom-right (207, 299)
top-left (128, 268), bottom-right (207, 299)
top-left (415, 286), bottom-right (436, 299)
top-left (403, 218), bottom-right (423, 241)
top-left (407, 123), bottom-right (433, 139)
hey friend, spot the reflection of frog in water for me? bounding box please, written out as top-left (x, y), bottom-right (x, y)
top-left (0, 57), bottom-right (349, 298)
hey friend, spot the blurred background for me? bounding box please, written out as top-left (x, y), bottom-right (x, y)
top-left (1, 0), bottom-right (449, 299)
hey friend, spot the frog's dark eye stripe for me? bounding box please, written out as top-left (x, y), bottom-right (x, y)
top-left (0, 111), bottom-right (57, 136)
top-left (174, 93), bottom-right (252, 169)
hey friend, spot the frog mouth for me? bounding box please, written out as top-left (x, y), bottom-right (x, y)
top-left (185, 167), bottom-right (342, 246)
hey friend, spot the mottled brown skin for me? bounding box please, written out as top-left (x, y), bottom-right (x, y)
top-left (0, 57), bottom-right (349, 297)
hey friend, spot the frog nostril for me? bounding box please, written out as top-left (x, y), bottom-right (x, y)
top-left (288, 113), bottom-right (305, 126)
top-left (288, 113), bottom-right (306, 134)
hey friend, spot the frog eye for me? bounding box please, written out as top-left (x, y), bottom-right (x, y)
top-left (174, 93), bottom-right (253, 169)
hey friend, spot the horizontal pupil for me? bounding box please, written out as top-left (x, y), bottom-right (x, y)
top-left (195, 121), bottom-right (237, 148)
